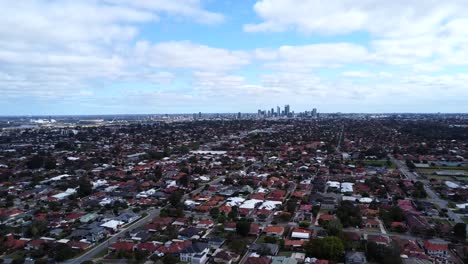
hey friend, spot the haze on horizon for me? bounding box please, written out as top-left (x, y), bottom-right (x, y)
top-left (1, 0), bottom-right (468, 115)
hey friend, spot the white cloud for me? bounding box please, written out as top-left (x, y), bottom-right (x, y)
top-left (342, 71), bottom-right (372, 78)
top-left (0, 0), bottom-right (223, 98)
top-left (245, 0), bottom-right (468, 37)
top-left (135, 41), bottom-right (250, 72)
top-left (262, 43), bottom-right (369, 71)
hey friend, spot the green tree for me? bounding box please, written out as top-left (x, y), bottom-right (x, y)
top-left (27, 155), bottom-right (44, 169)
top-left (210, 207), bottom-right (220, 219)
top-left (453, 223), bottom-right (467, 240)
top-left (229, 238), bottom-right (248, 254)
top-left (162, 254), bottom-right (178, 264)
top-left (304, 236), bottom-right (344, 261)
top-left (337, 201), bottom-right (362, 228)
top-left (326, 219), bottom-right (343, 237)
top-left (169, 191), bottom-right (183, 207)
top-left (236, 221), bottom-right (251, 237)
top-left (54, 244), bottom-right (75, 261)
top-left (78, 177), bottom-right (93, 197)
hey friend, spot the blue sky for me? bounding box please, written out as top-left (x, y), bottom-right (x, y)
top-left (1, 0), bottom-right (468, 115)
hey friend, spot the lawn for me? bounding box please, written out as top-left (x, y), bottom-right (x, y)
top-left (360, 160), bottom-right (396, 169)
top-left (278, 251), bottom-right (292, 257)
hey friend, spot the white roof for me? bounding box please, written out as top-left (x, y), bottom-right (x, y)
top-left (101, 220), bottom-right (124, 229)
top-left (259, 200), bottom-right (282, 210)
top-left (341, 182), bottom-right (354, 193)
top-left (326, 181), bottom-right (340, 188)
top-left (359, 197), bottom-right (373, 203)
top-left (291, 231), bottom-right (310, 239)
top-left (240, 199), bottom-right (263, 209)
top-left (199, 176), bottom-right (210, 181)
top-left (190, 150), bottom-right (227, 155)
top-left (226, 197), bottom-right (245, 207)
top-left (445, 181), bottom-right (460, 189)
top-left (456, 203), bottom-right (468, 209)
top-left (342, 196), bottom-right (359, 201)
top-left (51, 188), bottom-right (76, 199)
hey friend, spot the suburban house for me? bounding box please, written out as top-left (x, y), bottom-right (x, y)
top-left (345, 251), bottom-right (367, 264)
top-left (179, 242), bottom-right (209, 264)
top-left (264, 226), bottom-right (285, 237)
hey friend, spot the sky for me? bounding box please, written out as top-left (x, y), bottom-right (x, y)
top-left (1, 0), bottom-right (468, 115)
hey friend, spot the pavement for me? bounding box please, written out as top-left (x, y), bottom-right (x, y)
top-left (389, 155), bottom-right (466, 232)
top-left (64, 175), bottom-right (225, 264)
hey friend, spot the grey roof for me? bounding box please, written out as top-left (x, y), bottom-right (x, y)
top-left (181, 242), bottom-right (209, 254)
top-left (249, 243), bottom-right (279, 255)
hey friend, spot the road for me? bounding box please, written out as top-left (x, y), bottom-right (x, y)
top-left (65, 176), bottom-right (225, 264)
top-left (336, 125), bottom-right (344, 152)
top-left (64, 208), bottom-right (161, 264)
top-left (389, 155), bottom-right (465, 227)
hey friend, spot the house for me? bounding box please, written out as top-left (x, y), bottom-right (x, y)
top-left (367, 235), bottom-right (390, 246)
top-left (179, 227), bottom-right (203, 239)
top-left (423, 240), bottom-right (449, 257)
top-left (100, 220), bottom-right (125, 231)
top-left (180, 242), bottom-right (209, 264)
top-left (156, 240), bottom-right (192, 255)
top-left (70, 223), bottom-right (108, 243)
top-left (196, 219), bottom-right (214, 229)
top-left (213, 250), bottom-right (240, 264)
top-left (136, 242), bottom-right (159, 253)
top-left (224, 222), bottom-right (237, 232)
top-left (392, 238), bottom-right (428, 260)
top-left (68, 240), bottom-right (92, 251)
top-left (284, 239), bottom-right (305, 249)
top-left (271, 256), bottom-right (298, 264)
top-left (245, 257), bottom-right (272, 264)
top-left (109, 241), bottom-right (134, 252)
top-left (364, 219), bottom-right (380, 229)
top-left (345, 251), bottom-right (367, 264)
top-left (207, 237), bottom-right (225, 248)
top-left (318, 214), bottom-right (334, 223)
top-left (249, 243), bottom-right (279, 256)
top-left (290, 228), bottom-right (311, 240)
top-left (250, 223), bottom-right (261, 236)
top-left (116, 211), bottom-right (140, 224)
top-left (264, 226), bottom-right (285, 237)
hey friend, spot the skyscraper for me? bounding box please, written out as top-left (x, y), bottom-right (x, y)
top-left (277, 106), bottom-right (280, 116)
top-left (284, 104), bottom-right (290, 116)
top-left (312, 108), bottom-right (317, 117)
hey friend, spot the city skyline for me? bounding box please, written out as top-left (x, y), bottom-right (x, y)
top-left (2, 1), bottom-right (468, 115)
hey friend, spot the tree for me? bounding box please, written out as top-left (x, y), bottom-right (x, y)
top-left (54, 244), bottom-right (75, 261)
top-left (366, 241), bottom-right (402, 264)
top-left (299, 221), bottom-right (310, 228)
top-left (27, 219), bottom-right (49, 238)
top-left (162, 254), bottom-right (178, 264)
top-left (210, 207), bottom-right (220, 219)
top-left (27, 155), bottom-right (44, 169)
top-left (169, 191), bottom-right (183, 207)
top-left (229, 238), bottom-right (248, 254)
top-left (44, 157), bottom-right (57, 170)
top-left (135, 250), bottom-right (149, 261)
top-left (325, 219), bottom-right (343, 237)
top-left (337, 201), bottom-right (362, 228)
top-left (453, 223), bottom-right (467, 240)
top-left (304, 236), bottom-right (344, 261)
top-left (236, 221), bottom-right (251, 237)
top-left (287, 198), bottom-right (298, 213)
top-left (78, 177), bottom-right (93, 197)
